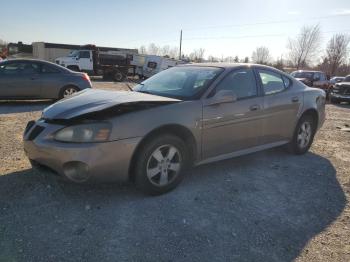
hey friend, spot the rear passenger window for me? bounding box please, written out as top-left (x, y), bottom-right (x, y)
top-left (258, 70), bottom-right (286, 95)
top-left (42, 64), bottom-right (60, 73)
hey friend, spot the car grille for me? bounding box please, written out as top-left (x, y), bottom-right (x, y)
top-left (27, 125), bottom-right (45, 141)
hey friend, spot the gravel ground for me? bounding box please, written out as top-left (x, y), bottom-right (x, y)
top-left (0, 81), bottom-right (349, 262)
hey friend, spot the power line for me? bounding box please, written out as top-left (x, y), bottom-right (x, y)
top-left (182, 29), bottom-right (350, 41)
top-left (183, 14), bottom-right (350, 31)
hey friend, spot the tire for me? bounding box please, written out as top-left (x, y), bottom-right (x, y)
top-left (134, 135), bottom-right (189, 195)
top-left (114, 71), bottom-right (124, 82)
top-left (288, 115), bottom-right (316, 155)
top-left (59, 86), bottom-right (79, 99)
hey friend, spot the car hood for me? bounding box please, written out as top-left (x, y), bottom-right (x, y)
top-left (295, 77), bottom-right (311, 83)
top-left (55, 56), bottom-right (75, 63)
top-left (335, 82), bottom-right (350, 87)
top-left (42, 89), bottom-right (181, 120)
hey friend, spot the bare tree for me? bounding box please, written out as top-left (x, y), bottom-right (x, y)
top-left (189, 48), bottom-right (205, 62)
top-left (139, 45), bottom-right (147, 54)
top-left (251, 46), bottom-right (271, 64)
top-left (159, 45), bottom-right (170, 57)
top-left (233, 56), bottom-right (239, 63)
top-left (326, 34), bottom-right (350, 75)
top-left (168, 47), bottom-right (179, 59)
top-left (287, 24), bottom-right (322, 69)
top-left (147, 43), bottom-right (160, 55)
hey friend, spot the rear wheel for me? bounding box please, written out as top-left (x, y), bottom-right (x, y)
top-left (114, 71), bottom-right (124, 82)
top-left (134, 135), bottom-right (189, 195)
top-left (59, 86), bottom-right (79, 99)
top-left (288, 115), bottom-right (316, 155)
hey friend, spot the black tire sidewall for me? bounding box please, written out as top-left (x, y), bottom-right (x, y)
top-left (114, 72), bottom-right (124, 82)
top-left (134, 135), bottom-right (189, 195)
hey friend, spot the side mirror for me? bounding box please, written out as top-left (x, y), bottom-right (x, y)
top-left (76, 57), bottom-right (80, 60)
top-left (207, 90), bottom-right (237, 106)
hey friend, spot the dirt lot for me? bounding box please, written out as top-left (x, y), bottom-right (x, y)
top-left (0, 81), bottom-right (349, 262)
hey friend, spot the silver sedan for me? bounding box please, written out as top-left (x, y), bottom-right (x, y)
top-left (23, 63), bottom-right (326, 195)
top-left (0, 59), bottom-right (92, 99)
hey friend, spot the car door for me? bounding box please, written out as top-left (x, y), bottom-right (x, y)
top-left (39, 63), bottom-right (64, 98)
top-left (202, 68), bottom-right (264, 159)
top-left (256, 69), bottom-right (302, 144)
top-left (0, 61), bottom-right (41, 98)
top-left (78, 50), bottom-right (93, 72)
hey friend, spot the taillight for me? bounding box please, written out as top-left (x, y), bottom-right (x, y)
top-left (82, 73), bottom-right (91, 83)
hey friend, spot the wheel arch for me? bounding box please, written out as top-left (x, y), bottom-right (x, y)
top-left (299, 108), bottom-right (319, 130)
top-left (128, 124), bottom-right (198, 181)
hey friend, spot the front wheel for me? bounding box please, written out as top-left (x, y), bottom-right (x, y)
top-left (288, 115), bottom-right (316, 155)
top-left (134, 135), bottom-right (189, 195)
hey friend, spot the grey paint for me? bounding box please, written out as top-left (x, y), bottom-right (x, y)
top-left (24, 63), bottom-right (326, 183)
top-left (0, 59), bottom-right (92, 99)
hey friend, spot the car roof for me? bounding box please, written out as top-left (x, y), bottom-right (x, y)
top-left (1, 58), bottom-right (71, 72)
top-left (292, 70), bottom-right (323, 73)
top-left (178, 62), bottom-right (279, 71)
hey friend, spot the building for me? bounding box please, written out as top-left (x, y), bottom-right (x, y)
top-left (32, 42), bottom-right (81, 62)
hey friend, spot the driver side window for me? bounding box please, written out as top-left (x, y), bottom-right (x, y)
top-left (214, 68), bottom-right (257, 99)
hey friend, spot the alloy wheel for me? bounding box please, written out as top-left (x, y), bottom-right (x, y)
top-left (146, 144), bottom-right (182, 187)
top-left (297, 121), bottom-right (312, 149)
top-left (63, 87), bottom-right (78, 97)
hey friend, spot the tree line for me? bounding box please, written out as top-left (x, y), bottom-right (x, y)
top-left (139, 24), bottom-right (350, 76)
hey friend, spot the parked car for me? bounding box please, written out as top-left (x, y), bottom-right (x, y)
top-left (24, 63), bottom-right (326, 195)
top-left (0, 59), bottom-right (92, 100)
top-left (291, 70), bottom-right (330, 91)
top-left (329, 75), bottom-right (350, 104)
top-left (330, 76), bottom-right (345, 86)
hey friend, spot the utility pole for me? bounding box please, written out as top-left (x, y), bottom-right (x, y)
top-left (179, 29), bottom-right (182, 60)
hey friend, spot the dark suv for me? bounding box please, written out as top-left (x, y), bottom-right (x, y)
top-left (291, 70), bottom-right (330, 91)
top-left (330, 75), bottom-right (350, 104)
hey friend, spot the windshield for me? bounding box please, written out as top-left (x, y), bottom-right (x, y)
top-left (291, 71), bottom-right (314, 79)
top-left (133, 66), bottom-right (223, 99)
top-left (344, 76), bottom-right (350, 82)
top-left (68, 50), bottom-right (79, 57)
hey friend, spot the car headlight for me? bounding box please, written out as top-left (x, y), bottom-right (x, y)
top-left (54, 122), bottom-right (112, 143)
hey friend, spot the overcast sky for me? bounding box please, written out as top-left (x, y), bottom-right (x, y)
top-left (1, 0), bottom-right (350, 60)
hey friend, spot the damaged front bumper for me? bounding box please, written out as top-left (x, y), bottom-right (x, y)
top-left (23, 120), bottom-right (141, 183)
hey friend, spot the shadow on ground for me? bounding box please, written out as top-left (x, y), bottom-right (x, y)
top-left (0, 100), bottom-right (52, 114)
top-left (0, 149), bottom-right (346, 262)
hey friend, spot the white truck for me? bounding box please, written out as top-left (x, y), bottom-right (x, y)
top-left (131, 55), bottom-right (184, 79)
top-left (55, 45), bottom-right (138, 81)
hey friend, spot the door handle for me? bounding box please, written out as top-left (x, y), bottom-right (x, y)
top-left (249, 105), bottom-right (260, 111)
top-left (291, 97), bottom-right (299, 103)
